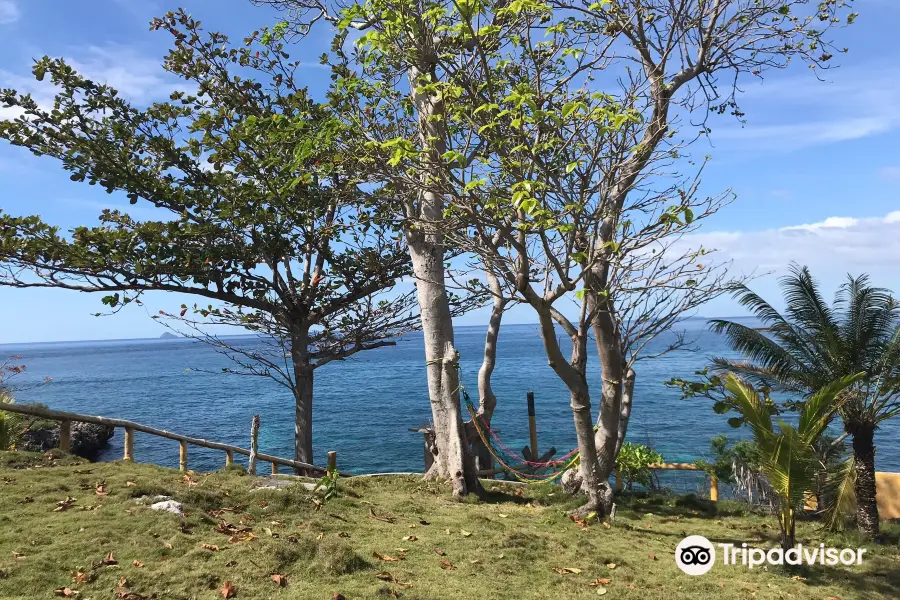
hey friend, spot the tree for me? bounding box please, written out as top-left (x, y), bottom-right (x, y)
top-left (707, 265), bottom-right (900, 537)
top-left (720, 373), bottom-right (861, 550)
top-left (256, 0), bottom-right (854, 508)
top-left (0, 12), bottom-right (422, 468)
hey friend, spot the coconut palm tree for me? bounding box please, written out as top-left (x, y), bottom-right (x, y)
top-left (709, 265), bottom-right (900, 537)
top-left (723, 373), bottom-right (861, 550)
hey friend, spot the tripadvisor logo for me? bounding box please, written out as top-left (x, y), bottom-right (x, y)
top-left (675, 535), bottom-right (867, 575)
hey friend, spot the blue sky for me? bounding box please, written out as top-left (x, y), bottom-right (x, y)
top-left (1, 0), bottom-right (898, 343)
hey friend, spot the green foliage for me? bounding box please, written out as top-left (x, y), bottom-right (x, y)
top-left (722, 373), bottom-right (862, 549)
top-left (313, 466), bottom-right (341, 502)
top-left (616, 442), bottom-right (663, 490)
top-left (694, 434), bottom-right (761, 485)
top-left (0, 394), bottom-right (22, 452)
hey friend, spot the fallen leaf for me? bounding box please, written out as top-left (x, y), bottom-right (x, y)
top-left (103, 552), bottom-right (119, 565)
top-left (54, 588), bottom-right (79, 597)
top-left (271, 574), bottom-right (286, 586)
top-left (460, 530), bottom-right (472, 537)
top-left (374, 571), bottom-right (411, 587)
top-left (202, 544), bottom-right (220, 552)
top-left (125, 481), bottom-right (137, 487)
top-left (470, 559), bottom-right (481, 564)
top-left (55, 496), bottom-right (77, 511)
top-left (606, 563), bottom-right (617, 570)
top-left (219, 581), bottom-right (236, 598)
top-left (403, 535), bottom-right (417, 542)
top-left (11, 551), bottom-right (25, 559)
top-left (164, 543), bottom-right (173, 550)
top-left (338, 532), bottom-right (351, 538)
top-left (132, 560), bottom-right (144, 568)
top-left (373, 552), bottom-right (402, 562)
top-left (95, 485), bottom-right (108, 496)
top-left (72, 572), bottom-right (91, 584)
top-left (649, 553), bottom-right (657, 560)
top-left (596, 587), bottom-right (608, 596)
top-left (434, 548), bottom-right (446, 556)
top-left (369, 508), bottom-right (395, 523)
top-left (419, 520), bottom-right (430, 525)
top-left (590, 579), bottom-right (612, 586)
top-left (553, 567), bottom-right (582, 575)
top-left (791, 575), bottom-right (807, 582)
top-left (602, 521), bottom-right (611, 529)
top-left (17, 496), bottom-right (33, 504)
top-left (440, 558), bottom-right (456, 570)
top-left (497, 553), bottom-right (505, 559)
top-left (333, 595), bottom-right (345, 600)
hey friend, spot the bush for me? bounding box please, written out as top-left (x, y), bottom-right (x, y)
top-left (617, 442), bottom-right (663, 490)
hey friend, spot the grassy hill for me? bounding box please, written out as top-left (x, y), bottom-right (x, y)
top-left (0, 452), bottom-right (898, 600)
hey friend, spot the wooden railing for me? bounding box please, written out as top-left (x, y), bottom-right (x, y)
top-left (0, 403), bottom-right (349, 477)
top-left (615, 462), bottom-right (719, 501)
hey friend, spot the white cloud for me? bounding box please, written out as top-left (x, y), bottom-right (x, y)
top-left (879, 166), bottom-right (900, 181)
top-left (679, 212), bottom-right (900, 278)
top-left (0, 1), bottom-right (19, 24)
top-left (712, 65), bottom-right (900, 151)
top-left (0, 44), bottom-right (180, 120)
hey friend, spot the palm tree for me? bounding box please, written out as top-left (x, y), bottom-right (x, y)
top-left (723, 373), bottom-right (861, 550)
top-left (710, 265), bottom-right (900, 537)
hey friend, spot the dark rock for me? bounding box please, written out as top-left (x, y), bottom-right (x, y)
top-left (20, 421), bottom-right (114, 460)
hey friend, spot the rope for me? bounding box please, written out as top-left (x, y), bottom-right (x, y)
top-left (463, 388), bottom-right (580, 484)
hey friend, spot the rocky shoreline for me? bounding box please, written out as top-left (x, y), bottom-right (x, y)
top-left (19, 420), bottom-right (114, 460)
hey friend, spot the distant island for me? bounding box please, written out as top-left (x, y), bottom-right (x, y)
top-left (159, 332), bottom-right (179, 339)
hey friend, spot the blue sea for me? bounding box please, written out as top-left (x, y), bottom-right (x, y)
top-left (3, 319), bottom-right (900, 475)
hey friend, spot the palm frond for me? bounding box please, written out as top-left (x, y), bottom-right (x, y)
top-left (781, 264), bottom-right (839, 337)
top-left (709, 320), bottom-right (811, 387)
top-left (821, 455), bottom-right (857, 531)
top-left (798, 373), bottom-right (864, 444)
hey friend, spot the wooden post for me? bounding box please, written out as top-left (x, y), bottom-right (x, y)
top-left (225, 449), bottom-right (233, 468)
top-left (179, 440), bottom-right (188, 472)
top-left (271, 462), bottom-right (279, 475)
top-left (527, 392), bottom-right (539, 461)
top-left (614, 468), bottom-right (624, 492)
top-left (123, 427), bottom-right (134, 462)
top-left (58, 420), bottom-right (71, 453)
top-left (710, 475), bottom-right (719, 502)
top-left (327, 451), bottom-right (337, 473)
top-left (248, 415), bottom-right (260, 475)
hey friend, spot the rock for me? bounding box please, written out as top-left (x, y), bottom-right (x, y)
top-left (20, 420), bottom-right (114, 460)
top-left (150, 500), bottom-right (184, 515)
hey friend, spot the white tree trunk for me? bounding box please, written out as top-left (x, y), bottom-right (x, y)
top-left (476, 272), bottom-right (505, 425)
top-left (613, 368), bottom-right (636, 458)
top-left (590, 294), bottom-right (625, 481)
top-left (406, 64), bottom-right (481, 498)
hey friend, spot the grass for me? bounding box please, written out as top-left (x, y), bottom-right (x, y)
top-left (0, 451), bottom-right (898, 600)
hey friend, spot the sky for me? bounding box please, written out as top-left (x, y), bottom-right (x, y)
top-left (0, 0), bottom-right (898, 343)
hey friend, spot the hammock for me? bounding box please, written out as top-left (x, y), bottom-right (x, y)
top-left (463, 387), bottom-right (580, 484)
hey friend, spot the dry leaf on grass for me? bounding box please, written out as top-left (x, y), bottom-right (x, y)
top-left (460, 530), bottom-right (472, 537)
top-left (440, 558), bottom-right (456, 571)
top-left (369, 508), bottom-right (395, 523)
top-left (164, 543), bottom-right (173, 550)
top-left (373, 552), bottom-right (402, 562)
top-left (649, 553), bottom-right (657, 561)
top-left (132, 560), bottom-right (144, 568)
top-left (402, 535), bottom-right (417, 542)
top-left (95, 485), bottom-right (108, 496)
top-left (54, 588), bottom-right (80, 597)
top-left (606, 563), bottom-right (617, 569)
top-left (590, 579), bottom-right (611, 586)
top-left (374, 571), bottom-right (412, 587)
top-left (202, 544), bottom-right (220, 552)
top-left (553, 567), bottom-right (582, 575)
top-left (219, 581), bottom-right (237, 598)
top-left (271, 574), bottom-right (286, 586)
top-left (11, 551), bottom-right (25, 559)
top-left (125, 481), bottom-right (137, 487)
top-left (55, 496), bottom-right (77, 511)
top-left (498, 513), bottom-right (508, 518)
top-left (596, 587), bottom-right (608, 596)
top-left (72, 572), bottom-right (92, 585)
top-left (102, 552), bottom-right (119, 565)
top-left (433, 548), bottom-right (446, 556)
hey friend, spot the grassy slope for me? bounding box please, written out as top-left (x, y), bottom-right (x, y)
top-left (0, 452), bottom-right (898, 600)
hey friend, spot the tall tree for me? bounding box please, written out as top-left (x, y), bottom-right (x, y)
top-left (0, 12), bottom-right (421, 468)
top-left (707, 265), bottom-right (900, 537)
top-left (256, 0), bottom-right (854, 508)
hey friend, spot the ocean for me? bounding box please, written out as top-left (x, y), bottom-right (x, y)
top-left (3, 319), bottom-right (899, 475)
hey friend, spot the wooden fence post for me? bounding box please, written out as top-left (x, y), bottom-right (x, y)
top-left (327, 451), bottom-right (337, 473)
top-left (710, 475), bottom-right (719, 502)
top-left (123, 427), bottom-right (134, 461)
top-left (614, 468), bottom-right (624, 492)
top-left (179, 440), bottom-right (188, 473)
top-left (271, 462), bottom-right (279, 475)
top-left (225, 449), bottom-right (233, 468)
top-left (248, 415), bottom-right (260, 475)
top-left (59, 420), bottom-right (71, 453)
top-left (527, 392), bottom-right (539, 461)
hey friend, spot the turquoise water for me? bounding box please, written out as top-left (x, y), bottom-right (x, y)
top-left (3, 319), bottom-right (899, 474)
